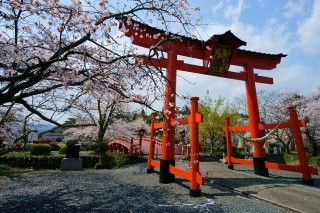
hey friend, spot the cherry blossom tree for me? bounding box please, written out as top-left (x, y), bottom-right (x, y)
top-left (293, 88), bottom-right (320, 156)
top-left (234, 90), bottom-right (300, 153)
top-left (0, 0), bottom-right (199, 126)
top-left (0, 105), bottom-right (34, 145)
top-left (234, 89), bottom-right (320, 155)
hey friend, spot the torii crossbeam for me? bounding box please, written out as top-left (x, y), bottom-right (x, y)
top-left (118, 17), bottom-right (286, 186)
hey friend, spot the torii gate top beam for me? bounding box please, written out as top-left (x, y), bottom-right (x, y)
top-left (118, 17), bottom-right (286, 72)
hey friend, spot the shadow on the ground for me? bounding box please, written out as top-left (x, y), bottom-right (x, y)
top-left (204, 172), bottom-right (320, 198)
top-left (0, 167), bottom-right (225, 213)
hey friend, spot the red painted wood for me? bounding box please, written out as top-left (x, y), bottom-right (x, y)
top-left (288, 107), bottom-right (313, 181)
top-left (161, 50), bottom-right (177, 160)
top-left (225, 118), bottom-right (233, 168)
top-left (143, 57), bottom-right (273, 84)
top-left (119, 19), bottom-right (284, 70)
top-left (245, 65), bottom-right (265, 158)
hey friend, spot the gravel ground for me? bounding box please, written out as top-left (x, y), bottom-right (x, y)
top-left (0, 163), bottom-right (294, 213)
top-left (217, 162), bottom-right (320, 188)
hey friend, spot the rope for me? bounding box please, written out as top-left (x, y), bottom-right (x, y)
top-left (230, 122), bottom-right (281, 143)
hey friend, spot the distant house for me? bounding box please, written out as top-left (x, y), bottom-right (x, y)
top-left (39, 127), bottom-right (65, 141)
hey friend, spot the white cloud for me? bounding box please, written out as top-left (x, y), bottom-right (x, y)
top-left (224, 0), bottom-right (244, 22)
top-left (195, 18), bottom-right (289, 54)
top-left (283, 0), bottom-right (306, 19)
top-left (298, 0), bottom-right (320, 53)
top-left (262, 63), bottom-right (320, 95)
top-left (212, 1), bottom-right (225, 13)
top-left (180, 0), bottom-right (292, 103)
top-left (276, 64), bottom-right (304, 83)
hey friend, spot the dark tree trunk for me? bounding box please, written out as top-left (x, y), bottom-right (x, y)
top-left (305, 129), bottom-right (318, 156)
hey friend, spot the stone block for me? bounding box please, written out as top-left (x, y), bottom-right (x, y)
top-left (60, 158), bottom-right (82, 171)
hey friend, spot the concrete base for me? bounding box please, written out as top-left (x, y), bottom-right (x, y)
top-left (228, 165), bottom-right (234, 170)
top-left (159, 159), bottom-right (175, 183)
top-left (190, 189), bottom-right (202, 197)
top-left (302, 179), bottom-right (314, 186)
top-left (60, 158), bottom-right (82, 171)
top-left (253, 157), bottom-right (269, 177)
top-left (147, 168), bottom-right (154, 173)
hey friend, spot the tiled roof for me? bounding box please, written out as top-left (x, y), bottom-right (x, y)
top-left (237, 49), bottom-right (287, 58)
top-left (117, 16), bottom-right (245, 47)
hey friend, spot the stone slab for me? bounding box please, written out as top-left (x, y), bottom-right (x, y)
top-left (60, 158), bottom-right (82, 171)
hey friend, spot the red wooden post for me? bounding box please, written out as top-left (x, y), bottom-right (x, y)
top-left (130, 138), bottom-right (133, 155)
top-left (160, 50), bottom-right (177, 183)
top-left (189, 97), bottom-right (201, 197)
top-left (139, 133), bottom-right (143, 156)
top-left (225, 117), bottom-right (234, 169)
top-left (180, 129), bottom-right (186, 156)
top-left (288, 106), bottom-right (313, 184)
top-left (147, 112), bottom-right (157, 173)
top-left (245, 64), bottom-right (268, 176)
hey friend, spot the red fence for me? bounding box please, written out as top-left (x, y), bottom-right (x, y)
top-left (147, 97), bottom-right (204, 193)
top-left (224, 106), bottom-right (318, 183)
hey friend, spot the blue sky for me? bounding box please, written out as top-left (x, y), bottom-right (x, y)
top-left (171, 0), bottom-right (320, 107)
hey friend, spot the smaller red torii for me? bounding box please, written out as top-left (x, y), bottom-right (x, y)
top-left (118, 17), bottom-right (287, 192)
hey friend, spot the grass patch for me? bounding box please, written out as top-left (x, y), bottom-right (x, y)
top-left (284, 152), bottom-right (320, 169)
top-left (0, 164), bottom-right (15, 175)
top-left (284, 152), bottom-right (299, 165)
top-left (308, 156), bottom-right (320, 169)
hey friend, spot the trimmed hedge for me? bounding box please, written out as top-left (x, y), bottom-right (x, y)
top-left (49, 142), bottom-right (60, 151)
top-left (31, 144), bottom-right (52, 155)
top-left (0, 153), bottom-right (146, 170)
top-left (59, 144), bottom-right (67, 155)
top-left (98, 152), bottom-right (147, 169)
top-left (0, 156), bottom-right (99, 169)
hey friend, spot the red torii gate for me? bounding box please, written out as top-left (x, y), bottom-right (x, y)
top-left (118, 17), bottom-right (286, 190)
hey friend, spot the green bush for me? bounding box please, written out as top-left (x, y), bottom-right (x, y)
top-left (49, 142), bottom-right (60, 151)
top-left (284, 152), bottom-right (299, 164)
top-left (0, 164), bottom-right (14, 175)
top-left (308, 156), bottom-right (320, 169)
top-left (31, 144), bottom-right (52, 155)
top-left (26, 144), bottom-right (33, 151)
top-left (200, 152), bottom-right (223, 162)
top-left (269, 143), bottom-right (281, 149)
top-left (95, 142), bottom-right (107, 154)
top-left (66, 139), bottom-right (78, 147)
top-left (65, 140), bottom-right (80, 158)
top-left (81, 144), bottom-right (95, 151)
top-left (112, 152), bottom-right (129, 168)
top-left (1, 151), bottom-right (31, 158)
top-left (59, 144), bottom-right (67, 155)
top-left (96, 152), bottom-right (147, 169)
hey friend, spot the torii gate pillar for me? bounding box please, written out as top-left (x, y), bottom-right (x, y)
top-left (160, 50), bottom-right (177, 183)
top-left (245, 64), bottom-right (269, 176)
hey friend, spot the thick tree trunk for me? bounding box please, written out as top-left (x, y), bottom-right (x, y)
top-left (97, 127), bottom-right (106, 164)
top-left (288, 140), bottom-right (295, 154)
top-left (305, 129), bottom-right (318, 156)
